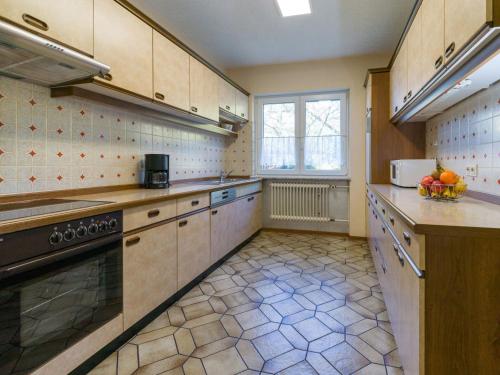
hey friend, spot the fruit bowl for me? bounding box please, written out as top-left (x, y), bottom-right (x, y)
top-left (418, 183), bottom-right (467, 201)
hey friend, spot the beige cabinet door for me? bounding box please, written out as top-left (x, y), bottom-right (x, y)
top-left (94, 0), bottom-right (153, 98)
top-left (211, 203), bottom-right (236, 263)
top-left (1, 0), bottom-right (93, 55)
top-left (390, 39), bottom-right (407, 117)
top-left (153, 30), bottom-right (190, 111)
top-left (189, 57), bottom-right (219, 121)
top-left (250, 193), bottom-right (263, 235)
top-left (407, 10), bottom-right (423, 100)
top-left (235, 90), bottom-right (249, 120)
top-left (178, 210), bottom-right (211, 288)
top-left (421, 0), bottom-right (445, 84)
top-left (123, 221), bottom-right (177, 329)
top-left (218, 77), bottom-right (236, 114)
top-left (444, 0), bottom-right (489, 62)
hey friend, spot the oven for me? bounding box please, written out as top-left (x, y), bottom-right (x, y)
top-left (0, 211), bottom-right (123, 374)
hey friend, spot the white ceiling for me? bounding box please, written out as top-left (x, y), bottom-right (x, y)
top-left (130, 0), bottom-right (416, 70)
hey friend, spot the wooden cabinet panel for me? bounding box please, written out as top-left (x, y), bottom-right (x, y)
top-left (1, 0), bottom-right (93, 55)
top-left (421, 0), bottom-right (445, 84)
top-left (407, 10), bottom-right (423, 99)
top-left (153, 30), bottom-right (190, 111)
top-left (189, 57), bottom-right (219, 121)
top-left (123, 221), bottom-right (177, 329)
top-left (218, 77), bottom-right (236, 114)
top-left (444, 0), bottom-right (489, 62)
top-left (123, 200), bottom-right (176, 232)
top-left (235, 90), bottom-right (249, 120)
top-left (210, 202), bottom-right (236, 263)
top-left (177, 193), bottom-right (210, 216)
top-left (390, 38), bottom-right (407, 117)
top-left (177, 210), bottom-right (211, 288)
top-left (94, 0), bottom-right (153, 98)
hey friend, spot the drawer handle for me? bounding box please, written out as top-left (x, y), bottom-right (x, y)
top-left (125, 236), bottom-right (141, 247)
top-left (191, 200), bottom-right (200, 206)
top-left (22, 13), bottom-right (49, 31)
top-left (403, 231), bottom-right (411, 245)
top-left (397, 250), bottom-right (405, 267)
top-left (368, 202), bottom-right (371, 207)
top-left (179, 220), bottom-right (188, 227)
top-left (191, 106), bottom-right (198, 113)
top-left (407, 90), bottom-right (412, 99)
top-left (394, 105), bottom-right (398, 113)
top-left (445, 42), bottom-right (455, 58)
top-left (393, 243), bottom-right (399, 254)
top-left (389, 216), bottom-right (395, 226)
top-left (375, 199), bottom-right (378, 204)
top-left (382, 226), bottom-right (386, 234)
top-left (155, 92), bottom-right (165, 100)
top-left (212, 210), bottom-right (218, 215)
top-left (225, 105), bottom-right (231, 110)
top-left (102, 73), bottom-right (113, 81)
top-left (147, 209), bottom-right (160, 218)
top-left (434, 55), bottom-right (443, 70)
top-left (403, 95), bottom-right (408, 103)
top-left (247, 196), bottom-right (255, 202)
top-left (382, 208), bottom-right (385, 215)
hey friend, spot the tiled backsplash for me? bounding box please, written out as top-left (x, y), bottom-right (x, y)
top-left (426, 82), bottom-right (500, 196)
top-left (0, 77), bottom-right (232, 195)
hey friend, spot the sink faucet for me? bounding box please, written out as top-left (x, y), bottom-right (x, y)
top-left (220, 170), bottom-right (233, 183)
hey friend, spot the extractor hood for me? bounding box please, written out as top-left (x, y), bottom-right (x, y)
top-left (0, 20), bottom-right (109, 86)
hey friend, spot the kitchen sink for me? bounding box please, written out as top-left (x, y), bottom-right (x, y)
top-left (190, 178), bottom-right (247, 185)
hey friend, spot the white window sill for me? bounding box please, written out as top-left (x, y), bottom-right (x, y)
top-left (255, 174), bottom-right (351, 181)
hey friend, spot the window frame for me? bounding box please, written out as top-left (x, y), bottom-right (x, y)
top-left (255, 90), bottom-right (349, 177)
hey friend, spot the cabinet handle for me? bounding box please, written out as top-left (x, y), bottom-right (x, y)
top-left (155, 92), bottom-right (165, 100)
top-left (179, 220), bottom-right (188, 227)
top-left (191, 200), bottom-right (199, 206)
top-left (407, 90), bottom-right (412, 99)
top-left (382, 226), bottom-right (386, 234)
top-left (434, 56), bottom-right (443, 70)
top-left (225, 105), bottom-right (231, 110)
top-left (102, 73), bottom-right (113, 81)
top-left (147, 209), bottom-right (160, 218)
top-left (247, 196), bottom-right (255, 202)
top-left (403, 95), bottom-right (408, 103)
top-left (212, 210), bottom-right (218, 215)
top-left (389, 216), bottom-right (395, 226)
top-left (241, 113), bottom-right (245, 117)
top-left (375, 246), bottom-right (378, 252)
top-left (382, 264), bottom-right (387, 274)
top-left (397, 249), bottom-right (405, 266)
top-left (394, 105), bottom-right (398, 113)
top-left (403, 231), bottom-right (411, 246)
top-left (125, 236), bottom-right (141, 247)
top-left (382, 208), bottom-right (385, 215)
top-left (393, 243), bottom-right (399, 254)
top-left (22, 13), bottom-right (49, 31)
top-left (191, 106), bottom-right (198, 113)
top-left (445, 42), bottom-right (455, 58)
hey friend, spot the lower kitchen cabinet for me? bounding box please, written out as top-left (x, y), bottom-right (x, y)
top-left (211, 200), bottom-right (238, 263)
top-left (123, 221), bottom-right (177, 329)
top-left (235, 193), bottom-right (262, 245)
top-left (177, 210), bottom-right (211, 288)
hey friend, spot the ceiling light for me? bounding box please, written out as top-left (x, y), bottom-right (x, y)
top-left (276, 0), bottom-right (311, 17)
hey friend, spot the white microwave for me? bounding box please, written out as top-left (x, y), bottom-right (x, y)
top-left (390, 159), bottom-right (436, 187)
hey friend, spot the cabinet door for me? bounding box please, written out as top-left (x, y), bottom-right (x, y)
top-left (178, 210), bottom-right (211, 288)
top-left (235, 90), bottom-right (249, 120)
top-left (421, 0), bottom-right (445, 84)
top-left (211, 203), bottom-right (235, 263)
top-left (123, 221), bottom-right (177, 329)
top-left (189, 57), bottom-right (219, 121)
top-left (390, 39), bottom-right (407, 117)
top-left (94, 0), bottom-right (153, 98)
top-left (250, 193), bottom-right (263, 235)
top-left (218, 77), bottom-right (236, 114)
top-left (1, 0), bottom-right (93, 55)
top-left (444, 0), bottom-right (489, 62)
top-left (407, 10), bottom-right (423, 100)
top-left (153, 30), bottom-right (190, 111)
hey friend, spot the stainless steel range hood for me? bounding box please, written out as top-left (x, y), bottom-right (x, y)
top-left (0, 20), bottom-right (109, 86)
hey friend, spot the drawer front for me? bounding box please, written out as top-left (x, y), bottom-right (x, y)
top-left (177, 193), bottom-right (209, 216)
top-left (124, 200), bottom-right (176, 232)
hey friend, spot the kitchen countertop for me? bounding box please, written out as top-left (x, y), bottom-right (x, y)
top-left (369, 184), bottom-right (500, 236)
top-left (0, 178), bottom-right (262, 235)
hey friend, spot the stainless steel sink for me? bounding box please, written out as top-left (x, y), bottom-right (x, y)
top-left (189, 178), bottom-right (247, 186)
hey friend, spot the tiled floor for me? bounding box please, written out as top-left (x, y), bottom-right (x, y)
top-left (90, 231), bottom-right (404, 375)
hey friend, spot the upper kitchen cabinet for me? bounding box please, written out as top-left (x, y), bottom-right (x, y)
top-left (406, 10), bottom-right (423, 101)
top-left (189, 56), bottom-right (219, 121)
top-left (218, 76), bottom-right (237, 114)
top-left (153, 30), bottom-right (190, 111)
top-left (420, 0), bottom-right (445, 84)
top-left (0, 0), bottom-right (93, 55)
top-left (235, 89), bottom-right (249, 120)
top-left (94, 0), bottom-right (153, 99)
top-left (444, 0), bottom-right (491, 62)
top-left (390, 38), bottom-right (407, 117)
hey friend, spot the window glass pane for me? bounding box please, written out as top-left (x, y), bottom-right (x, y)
top-left (304, 99), bottom-right (343, 170)
top-left (261, 103), bottom-right (296, 170)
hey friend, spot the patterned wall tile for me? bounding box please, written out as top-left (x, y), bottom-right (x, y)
top-left (426, 82), bottom-right (500, 196)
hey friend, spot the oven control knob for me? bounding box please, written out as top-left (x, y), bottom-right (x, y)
top-left (63, 228), bottom-right (76, 241)
top-left (98, 221), bottom-right (109, 232)
top-left (76, 225), bottom-right (87, 238)
top-left (49, 231), bottom-right (63, 245)
top-left (108, 218), bottom-right (118, 230)
top-left (88, 223), bottom-right (98, 235)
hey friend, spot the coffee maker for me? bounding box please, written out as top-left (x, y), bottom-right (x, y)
top-left (144, 154), bottom-right (169, 188)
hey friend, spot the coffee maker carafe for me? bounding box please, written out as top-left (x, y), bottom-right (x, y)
top-left (144, 154), bottom-right (169, 188)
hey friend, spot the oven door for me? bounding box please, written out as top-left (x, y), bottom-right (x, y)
top-left (0, 235), bottom-right (122, 375)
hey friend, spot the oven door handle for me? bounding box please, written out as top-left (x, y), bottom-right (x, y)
top-left (0, 233), bottom-right (123, 280)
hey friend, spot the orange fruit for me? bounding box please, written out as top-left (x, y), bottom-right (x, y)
top-left (439, 170), bottom-right (459, 184)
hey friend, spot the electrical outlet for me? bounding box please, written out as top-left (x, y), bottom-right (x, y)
top-left (465, 164), bottom-right (478, 177)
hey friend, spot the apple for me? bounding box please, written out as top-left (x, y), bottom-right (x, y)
top-left (431, 180), bottom-right (445, 193)
top-left (420, 175), bottom-right (434, 186)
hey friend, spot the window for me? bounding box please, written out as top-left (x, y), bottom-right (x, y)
top-left (256, 91), bottom-right (348, 176)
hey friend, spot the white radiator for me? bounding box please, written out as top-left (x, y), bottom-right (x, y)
top-left (270, 182), bottom-right (332, 222)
